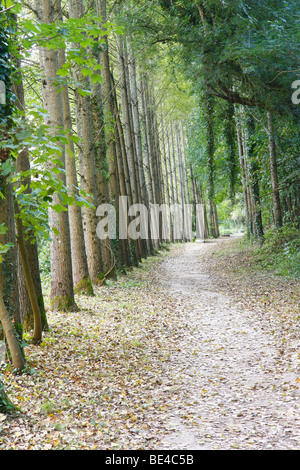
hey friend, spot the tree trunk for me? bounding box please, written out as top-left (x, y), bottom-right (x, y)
top-left (69, 0), bottom-right (104, 284)
top-left (245, 112), bottom-right (264, 243)
top-left (117, 36), bottom-right (144, 259)
top-left (127, 42), bottom-right (153, 252)
top-left (14, 201), bottom-right (42, 344)
top-left (139, 77), bottom-right (160, 247)
top-left (180, 122), bottom-right (190, 206)
top-left (12, 48), bottom-right (48, 330)
top-left (267, 111), bottom-right (283, 229)
top-left (38, 0), bottom-right (76, 311)
top-left (0, 293), bottom-right (25, 371)
top-left (204, 92), bottom-right (219, 238)
top-left (161, 118), bottom-right (173, 241)
top-left (91, 80), bottom-right (115, 275)
top-left (0, 9), bottom-right (24, 369)
top-left (0, 177), bottom-right (24, 367)
top-left (110, 71), bottom-right (137, 267)
top-left (97, 0), bottom-right (124, 267)
top-left (58, 49), bottom-right (93, 295)
top-left (175, 121), bottom-right (186, 241)
top-left (170, 122), bottom-right (179, 205)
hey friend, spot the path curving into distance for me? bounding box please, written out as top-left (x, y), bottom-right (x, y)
top-left (155, 238), bottom-right (300, 450)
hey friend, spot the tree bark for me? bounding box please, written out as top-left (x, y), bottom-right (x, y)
top-left (0, 293), bottom-right (25, 371)
top-left (0, 9), bottom-right (24, 369)
top-left (12, 47), bottom-right (48, 330)
top-left (58, 48), bottom-right (93, 295)
top-left (14, 201), bottom-right (42, 344)
top-left (236, 121), bottom-right (251, 236)
top-left (267, 111), bottom-right (283, 228)
top-left (91, 80), bottom-right (115, 275)
top-left (97, 0), bottom-right (124, 266)
top-left (69, 0), bottom-right (104, 284)
top-left (204, 92), bottom-right (219, 238)
top-left (38, 0), bottom-right (76, 311)
top-left (245, 112), bottom-right (264, 243)
top-left (117, 36), bottom-right (144, 259)
top-left (127, 44), bottom-right (153, 252)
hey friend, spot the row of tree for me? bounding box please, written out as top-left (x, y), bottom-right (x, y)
top-left (0, 0), bottom-right (201, 390)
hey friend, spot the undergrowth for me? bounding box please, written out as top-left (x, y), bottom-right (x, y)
top-left (242, 224), bottom-right (300, 278)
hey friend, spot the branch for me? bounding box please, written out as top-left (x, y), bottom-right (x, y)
top-left (0, 5), bottom-right (14, 13)
top-left (207, 86), bottom-right (257, 107)
top-left (196, 3), bottom-right (208, 34)
top-left (20, 1), bottom-right (39, 18)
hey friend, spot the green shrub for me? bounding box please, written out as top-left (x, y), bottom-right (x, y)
top-left (254, 224), bottom-right (300, 278)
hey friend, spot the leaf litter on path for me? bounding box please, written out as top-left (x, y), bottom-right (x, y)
top-left (1, 237), bottom-right (300, 450)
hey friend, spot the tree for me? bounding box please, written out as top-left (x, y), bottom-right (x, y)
top-left (68, 0), bottom-right (104, 285)
top-left (37, 0), bottom-right (77, 311)
top-left (267, 111), bottom-right (283, 229)
top-left (0, 5), bottom-right (25, 375)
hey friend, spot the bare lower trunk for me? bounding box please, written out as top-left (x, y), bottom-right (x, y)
top-left (0, 177), bottom-right (24, 370)
top-left (0, 293), bottom-right (25, 372)
top-left (14, 201), bottom-right (42, 343)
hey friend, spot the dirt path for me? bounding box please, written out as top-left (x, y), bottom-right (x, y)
top-left (154, 238), bottom-right (300, 450)
top-left (1, 236), bottom-right (299, 450)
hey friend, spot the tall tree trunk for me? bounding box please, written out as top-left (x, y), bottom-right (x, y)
top-left (58, 49), bottom-right (93, 295)
top-left (0, 293), bottom-right (25, 372)
top-left (38, 0), bottom-right (76, 311)
top-left (0, 177), bottom-right (24, 367)
top-left (0, 11), bottom-right (24, 367)
top-left (69, 0), bottom-right (104, 284)
top-left (204, 92), bottom-right (219, 238)
top-left (175, 121), bottom-right (186, 241)
top-left (12, 47), bottom-right (48, 330)
top-left (170, 122), bottom-right (179, 205)
top-left (117, 36), bottom-right (143, 259)
top-left (224, 103), bottom-right (238, 204)
top-left (180, 122), bottom-right (190, 206)
top-left (97, 0), bottom-right (124, 267)
top-left (169, 121), bottom-right (181, 241)
top-left (148, 88), bottom-right (164, 242)
top-left (127, 42), bottom-right (153, 252)
top-left (161, 118), bottom-right (173, 241)
top-left (139, 77), bottom-right (160, 249)
top-left (236, 120), bottom-right (251, 236)
top-left (110, 71), bottom-right (137, 267)
top-left (245, 112), bottom-right (264, 243)
top-left (14, 201), bottom-right (42, 343)
top-left (165, 125), bottom-right (175, 207)
top-left (138, 77), bottom-right (153, 204)
top-left (267, 111), bottom-right (283, 229)
top-left (91, 80), bottom-right (115, 275)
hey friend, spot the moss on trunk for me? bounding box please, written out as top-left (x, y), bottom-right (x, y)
top-left (0, 382), bottom-right (17, 414)
top-left (74, 277), bottom-right (94, 296)
top-left (49, 296), bottom-right (78, 312)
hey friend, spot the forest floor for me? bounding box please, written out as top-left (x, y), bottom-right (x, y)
top-left (1, 235), bottom-right (300, 450)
